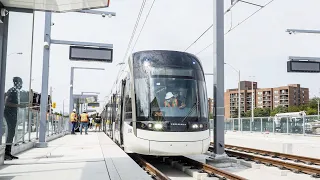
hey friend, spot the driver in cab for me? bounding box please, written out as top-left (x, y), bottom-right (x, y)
top-left (164, 92), bottom-right (185, 109)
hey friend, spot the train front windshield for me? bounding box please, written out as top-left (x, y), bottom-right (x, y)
top-left (133, 51), bottom-right (208, 131)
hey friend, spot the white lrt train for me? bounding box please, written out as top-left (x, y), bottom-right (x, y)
top-left (101, 50), bottom-right (210, 156)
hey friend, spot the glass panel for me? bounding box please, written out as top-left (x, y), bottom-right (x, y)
top-left (150, 78), bottom-right (198, 120)
top-left (261, 117), bottom-right (273, 133)
top-left (252, 117), bottom-right (261, 132)
top-left (1, 12), bottom-right (33, 154)
top-left (241, 118), bottom-right (251, 131)
top-left (225, 118), bottom-right (232, 131)
top-left (234, 118), bottom-right (240, 131)
top-left (124, 79), bottom-right (132, 120)
top-left (289, 117), bottom-right (303, 134)
top-left (135, 78), bottom-right (149, 119)
top-left (306, 115), bottom-right (320, 135)
top-left (199, 81), bottom-right (208, 119)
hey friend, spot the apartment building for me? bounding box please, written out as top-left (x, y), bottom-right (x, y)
top-left (208, 98), bottom-right (214, 114)
top-left (224, 82), bottom-right (309, 118)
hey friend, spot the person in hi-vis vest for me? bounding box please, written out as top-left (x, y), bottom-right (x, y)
top-left (80, 110), bottom-right (89, 135)
top-left (70, 109), bottom-right (78, 134)
top-left (164, 92), bottom-right (186, 108)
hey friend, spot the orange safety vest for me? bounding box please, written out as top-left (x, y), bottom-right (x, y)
top-left (70, 112), bottom-right (77, 122)
top-left (80, 113), bottom-right (89, 122)
top-left (164, 99), bottom-right (178, 107)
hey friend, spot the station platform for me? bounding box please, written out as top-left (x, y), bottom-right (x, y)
top-left (224, 131), bottom-right (320, 158)
top-left (0, 132), bottom-right (152, 180)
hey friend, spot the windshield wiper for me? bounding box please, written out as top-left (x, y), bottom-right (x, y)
top-left (182, 102), bottom-right (198, 122)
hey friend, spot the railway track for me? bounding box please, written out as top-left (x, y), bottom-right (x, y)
top-left (222, 144), bottom-right (320, 166)
top-left (173, 156), bottom-right (246, 180)
top-left (130, 153), bottom-right (246, 180)
top-left (129, 154), bottom-right (170, 180)
top-left (209, 146), bottom-right (320, 178)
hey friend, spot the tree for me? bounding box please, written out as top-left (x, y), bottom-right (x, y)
top-left (231, 108), bottom-right (238, 118)
top-left (308, 97), bottom-right (319, 109)
top-left (231, 108), bottom-right (245, 118)
top-left (209, 113), bottom-right (214, 119)
top-left (243, 108), bottom-right (270, 117)
top-left (288, 106), bottom-right (300, 112)
top-left (306, 107), bottom-right (317, 115)
top-left (244, 110), bottom-right (251, 117)
top-left (226, 97), bottom-right (320, 118)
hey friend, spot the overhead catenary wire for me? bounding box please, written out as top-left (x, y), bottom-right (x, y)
top-left (184, 0), bottom-right (240, 52)
top-left (131, 0), bottom-right (157, 52)
top-left (184, 0), bottom-right (274, 55)
top-left (110, 0), bottom-right (155, 95)
top-left (190, 0), bottom-right (276, 55)
top-left (114, 0), bottom-right (156, 91)
top-left (184, 24), bottom-right (213, 52)
top-left (120, 0), bottom-right (147, 64)
top-left (111, 0), bottom-right (157, 92)
top-left (109, 0), bottom-right (147, 95)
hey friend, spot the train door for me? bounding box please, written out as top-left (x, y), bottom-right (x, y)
top-left (110, 94), bottom-right (116, 140)
top-left (114, 92), bottom-right (122, 143)
top-left (119, 79), bottom-right (126, 146)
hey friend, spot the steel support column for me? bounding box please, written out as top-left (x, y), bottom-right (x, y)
top-left (0, 14), bottom-right (9, 145)
top-left (213, 0), bottom-right (225, 155)
top-left (69, 67), bottom-right (74, 131)
top-left (37, 12), bottom-right (52, 148)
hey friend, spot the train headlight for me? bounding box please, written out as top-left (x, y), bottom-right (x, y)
top-left (192, 124), bottom-right (199, 129)
top-left (199, 124), bottom-right (203, 128)
top-left (148, 123), bottom-right (153, 128)
top-left (154, 123), bottom-right (163, 130)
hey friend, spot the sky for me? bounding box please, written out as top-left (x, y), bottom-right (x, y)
top-left (4, 0), bottom-right (320, 113)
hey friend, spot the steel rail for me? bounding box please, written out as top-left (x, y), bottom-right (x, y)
top-left (224, 149), bottom-right (320, 178)
top-left (129, 154), bottom-right (170, 180)
top-left (224, 144), bottom-right (320, 166)
top-left (176, 156), bottom-right (247, 180)
top-left (210, 143), bottom-right (320, 166)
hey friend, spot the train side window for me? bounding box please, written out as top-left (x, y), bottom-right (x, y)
top-left (125, 80), bottom-right (132, 119)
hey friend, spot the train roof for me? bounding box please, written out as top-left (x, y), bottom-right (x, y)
top-left (132, 50), bottom-right (204, 71)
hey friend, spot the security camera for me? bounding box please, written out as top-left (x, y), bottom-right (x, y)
top-left (288, 31), bottom-right (294, 35)
top-left (44, 41), bottom-right (50, 49)
top-left (1, 8), bottom-right (9, 17)
top-left (101, 13), bottom-right (106, 18)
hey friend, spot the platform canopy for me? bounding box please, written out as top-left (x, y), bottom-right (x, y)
top-left (1, 0), bottom-right (110, 12)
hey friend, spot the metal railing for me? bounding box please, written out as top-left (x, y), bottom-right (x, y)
top-left (1, 107), bottom-right (69, 146)
top-left (210, 115), bottom-right (320, 136)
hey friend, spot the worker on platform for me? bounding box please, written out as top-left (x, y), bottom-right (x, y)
top-left (70, 109), bottom-right (77, 134)
top-left (80, 110), bottom-right (89, 135)
top-left (95, 114), bottom-right (102, 132)
top-left (89, 117), bottom-right (93, 129)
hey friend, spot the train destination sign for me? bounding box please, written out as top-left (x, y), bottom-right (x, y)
top-left (69, 46), bottom-right (113, 62)
top-left (287, 61), bottom-right (320, 73)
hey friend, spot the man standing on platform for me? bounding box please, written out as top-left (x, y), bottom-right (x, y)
top-left (80, 110), bottom-right (89, 135)
top-left (4, 77), bottom-right (25, 160)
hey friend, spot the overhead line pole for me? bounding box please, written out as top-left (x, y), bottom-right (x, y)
top-left (212, 0), bottom-right (225, 156)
